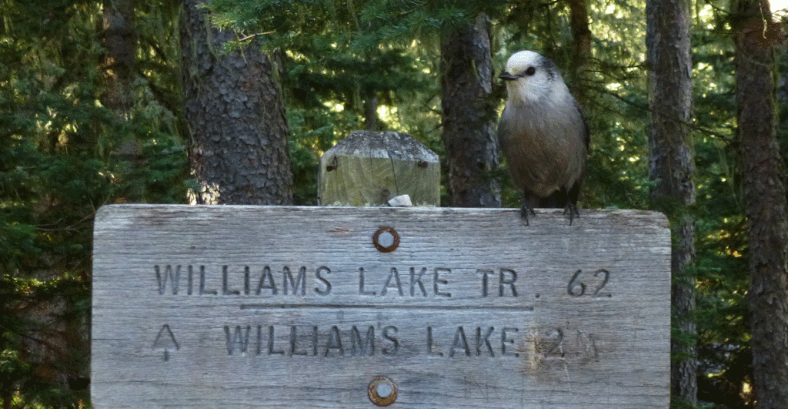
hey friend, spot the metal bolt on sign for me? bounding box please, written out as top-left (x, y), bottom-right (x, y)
top-left (368, 377), bottom-right (397, 406)
top-left (372, 227), bottom-right (399, 253)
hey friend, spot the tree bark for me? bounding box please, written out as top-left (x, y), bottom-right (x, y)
top-left (646, 0), bottom-right (696, 405)
top-left (567, 0), bottom-right (591, 107)
top-left (364, 87), bottom-right (378, 131)
top-left (101, 0), bottom-right (137, 114)
top-left (734, 1), bottom-right (788, 407)
top-left (181, 0), bottom-right (292, 205)
top-left (440, 14), bottom-right (500, 208)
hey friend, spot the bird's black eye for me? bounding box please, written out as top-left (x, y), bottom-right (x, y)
top-left (525, 66), bottom-right (536, 76)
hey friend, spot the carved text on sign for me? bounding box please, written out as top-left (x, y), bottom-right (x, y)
top-left (154, 264), bottom-right (602, 298)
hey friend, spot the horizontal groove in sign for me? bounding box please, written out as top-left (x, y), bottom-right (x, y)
top-left (239, 303), bottom-right (535, 312)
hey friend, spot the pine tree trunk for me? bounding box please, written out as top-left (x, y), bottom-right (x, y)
top-left (734, 1), bottom-right (788, 407)
top-left (101, 0), bottom-right (137, 114)
top-left (181, 0), bottom-right (292, 205)
top-left (646, 0), bottom-right (696, 405)
top-left (364, 87), bottom-right (378, 131)
top-left (440, 14), bottom-right (500, 208)
top-left (101, 0), bottom-right (141, 162)
top-left (567, 0), bottom-right (591, 106)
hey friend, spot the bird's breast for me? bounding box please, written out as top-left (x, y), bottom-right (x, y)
top-left (498, 102), bottom-right (587, 197)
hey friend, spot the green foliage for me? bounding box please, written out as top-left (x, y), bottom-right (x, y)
top-left (690, 3), bottom-right (755, 407)
top-left (0, 0), bottom-right (187, 405)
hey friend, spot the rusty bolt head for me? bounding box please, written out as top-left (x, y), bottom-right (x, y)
top-left (372, 227), bottom-right (399, 253)
top-left (368, 377), bottom-right (397, 406)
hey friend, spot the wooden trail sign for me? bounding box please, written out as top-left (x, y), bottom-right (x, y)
top-left (91, 205), bottom-right (670, 408)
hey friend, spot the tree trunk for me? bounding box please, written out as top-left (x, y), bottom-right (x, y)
top-left (440, 14), bottom-right (500, 208)
top-left (567, 0), bottom-right (591, 107)
top-left (101, 0), bottom-right (137, 114)
top-left (645, 0), bottom-right (696, 405)
top-left (364, 87), bottom-right (378, 131)
top-left (734, 1), bottom-right (788, 407)
top-left (102, 0), bottom-right (141, 162)
top-left (181, 0), bottom-right (292, 205)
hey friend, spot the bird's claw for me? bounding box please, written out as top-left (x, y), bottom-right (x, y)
top-left (563, 202), bottom-right (580, 225)
top-left (520, 202), bottom-right (536, 226)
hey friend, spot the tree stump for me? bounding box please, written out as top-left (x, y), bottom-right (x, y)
top-left (318, 131), bottom-right (440, 206)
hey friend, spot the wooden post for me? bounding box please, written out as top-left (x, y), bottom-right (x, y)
top-left (319, 130), bottom-right (440, 206)
top-left (92, 205), bottom-right (671, 408)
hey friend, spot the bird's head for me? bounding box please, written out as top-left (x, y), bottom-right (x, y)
top-left (499, 50), bottom-right (562, 105)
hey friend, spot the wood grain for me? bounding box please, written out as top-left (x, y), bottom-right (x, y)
top-left (92, 205), bottom-right (670, 408)
top-left (318, 131), bottom-right (440, 206)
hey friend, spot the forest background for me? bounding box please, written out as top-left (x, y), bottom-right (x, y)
top-left (1, 0), bottom-right (787, 407)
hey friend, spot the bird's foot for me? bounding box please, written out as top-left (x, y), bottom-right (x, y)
top-left (520, 202), bottom-right (536, 226)
top-left (563, 202), bottom-right (580, 225)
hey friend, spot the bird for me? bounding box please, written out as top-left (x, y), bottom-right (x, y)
top-left (497, 50), bottom-right (589, 225)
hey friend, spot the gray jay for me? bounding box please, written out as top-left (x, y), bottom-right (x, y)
top-left (498, 50), bottom-right (589, 224)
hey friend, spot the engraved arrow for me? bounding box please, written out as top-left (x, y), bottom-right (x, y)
top-left (152, 324), bottom-right (179, 361)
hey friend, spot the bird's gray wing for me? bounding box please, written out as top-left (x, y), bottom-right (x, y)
top-left (574, 100), bottom-right (590, 151)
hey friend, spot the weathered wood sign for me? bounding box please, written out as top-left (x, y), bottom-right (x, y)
top-left (92, 205), bottom-right (670, 408)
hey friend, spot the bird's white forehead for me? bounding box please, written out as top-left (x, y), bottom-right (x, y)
top-left (506, 50), bottom-right (542, 73)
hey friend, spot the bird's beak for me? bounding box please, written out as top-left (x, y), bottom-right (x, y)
top-left (498, 71), bottom-right (518, 81)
